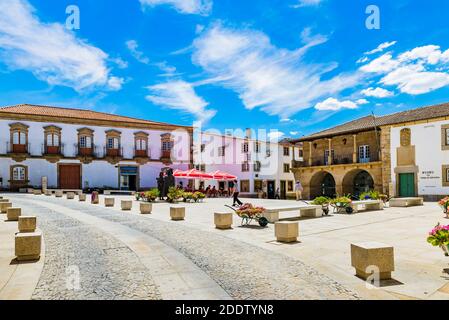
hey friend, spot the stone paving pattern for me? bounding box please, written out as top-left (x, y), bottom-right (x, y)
top-left (13, 195), bottom-right (359, 300)
top-left (12, 198), bottom-right (161, 300)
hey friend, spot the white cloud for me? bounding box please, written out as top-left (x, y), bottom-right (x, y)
top-left (359, 44), bottom-right (449, 95)
top-left (356, 98), bottom-right (369, 105)
top-left (191, 24), bottom-right (360, 118)
top-left (292, 0), bottom-right (323, 8)
top-left (360, 54), bottom-right (400, 73)
top-left (356, 57), bottom-right (369, 64)
top-left (364, 41), bottom-right (397, 55)
top-left (315, 97), bottom-right (358, 111)
top-left (289, 131), bottom-right (299, 136)
top-left (361, 87), bottom-right (394, 98)
top-left (0, 0), bottom-right (122, 91)
top-left (146, 80), bottom-right (216, 123)
top-left (107, 77), bottom-right (125, 91)
top-left (126, 40), bottom-right (150, 64)
top-left (140, 0), bottom-right (212, 16)
top-left (267, 131), bottom-right (285, 142)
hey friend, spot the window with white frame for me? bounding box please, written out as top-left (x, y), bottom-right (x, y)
top-left (162, 141), bottom-right (174, 151)
top-left (283, 146), bottom-right (290, 156)
top-left (12, 166), bottom-right (26, 181)
top-left (79, 136), bottom-right (92, 148)
top-left (136, 138), bottom-right (147, 151)
top-left (254, 142), bottom-right (261, 153)
top-left (12, 131), bottom-right (26, 145)
top-left (242, 142), bottom-right (249, 153)
top-left (254, 161), bottom-right (261, 172)
top-left (242, 162), bottom-right (250, 172)
top-left (218, 146), bottom-right (226, 157)
top-left (46, 133), bottom-right (60, 147)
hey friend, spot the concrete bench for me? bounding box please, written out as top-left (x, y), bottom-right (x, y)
top-left (170, 206), bottom-right (185, 221)
top-left (7, 208), bottom-right (21, 221)
top-left (350, 200), bottom-right (384, 213)
top-left (121, 200), bottom-right (132, 211)
top-left (275, 221), bottom-right (299, 243)
top-left (105, 198), bottom-right (115, 207)
top-left (19, 216), bottom-right (37, 233)
top-left (104, 190), bottom-right (136, 196)
top-left (140, 203), bottom-right (152, 214)
top-left (15, 231), bottom-right (42, 261)
top-left (262, 205), bottom-right (322, 223)
top-left (389, 197), bottom-right (423, 207)
top-left (214, 212), bottom-right (233, 230)
top-left (351, 242), bottom-right (394, 280)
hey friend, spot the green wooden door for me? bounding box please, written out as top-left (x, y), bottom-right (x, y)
top-left (399, 173), bottom-right (415, 197)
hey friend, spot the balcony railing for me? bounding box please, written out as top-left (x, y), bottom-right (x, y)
top-left (134, 148), bottom-right (150, 158)
top-left (42, 143), bottom-right (64, 155)
top-left (7, 142), bottom-right (30, 154)
top-left (75, 143), bottom-right (100, 157)
top-left (292, 151), bottom-right (380, 168)
top-left (104, 146), bottom-right (123, 157)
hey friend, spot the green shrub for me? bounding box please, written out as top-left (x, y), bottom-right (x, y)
top-left (167, 187), bottom-right (183, 203)
top-left (312, 196), bottom-right (330, 205)
top-left (330, 196), bottom-right (352, 205)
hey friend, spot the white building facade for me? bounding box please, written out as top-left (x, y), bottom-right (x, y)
top-left (390, 117), bottom-right (449, 201)
top-left (0, 105), bottom-right (192, 191)
top-left (194, 130), bottom-right (299, 198)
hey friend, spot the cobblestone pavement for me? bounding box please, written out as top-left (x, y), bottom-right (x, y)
top-left (11, 197), bottom-right (161, 300)
top-left (16, 195), bottom-right (360, 300)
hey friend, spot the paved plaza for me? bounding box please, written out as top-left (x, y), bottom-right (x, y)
top-left (1, 193), bottom-right (449, 300)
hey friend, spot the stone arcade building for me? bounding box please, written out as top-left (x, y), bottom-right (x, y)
top-left (290, 102), bottom-right (449, 200)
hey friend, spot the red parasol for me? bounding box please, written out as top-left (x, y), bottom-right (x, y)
top-left (209, 170), bottom-right (237, 181)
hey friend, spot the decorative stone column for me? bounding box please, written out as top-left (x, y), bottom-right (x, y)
top-left (353, 134), bottom-right (357, 163)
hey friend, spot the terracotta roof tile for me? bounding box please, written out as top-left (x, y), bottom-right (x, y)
top-left (0, 104), bottom-right (191, 129)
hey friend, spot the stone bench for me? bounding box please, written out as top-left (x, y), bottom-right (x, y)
top-left (55, 190), bottom-right (63, 197)
top-left (15, 231), bottom-right (42, 261)
top-left (275, 221), bottom-right (299, 243)
top-left (263, 205), bottom-right (322, 223)
top-left (19, 216), bottom-right (37, 233)
top-left (121, 200), bottom-right (132, 211)
top-left (79, 194), bottom-right (86, 202)
top-left (104, 190), bottom-right (135, 196)
top-left (389, 197), bottom-right (423, 207)
top-left (105, 198), bottom-right (115, 207)
top-left (7, 208), bottom-right (21, 221)
top-left (351, 242), bottom-right (395, 280)
top-left (66, 192), bottom-right (75, 200)
top-left (214, 212), bottom-right (233, 230)
top-left (140, 203), bottom-right (152, 214)
top-left (1, 202), bottom-right (12, 214)
top-left (170, 206), bottom-right (185, 221)
top-left (350, 200), bottom-right (384, 213)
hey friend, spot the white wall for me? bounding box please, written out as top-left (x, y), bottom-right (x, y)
top-left (391, 120), bottom-right (449, 196)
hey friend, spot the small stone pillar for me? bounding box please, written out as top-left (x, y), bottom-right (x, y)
top-left (15, 231), bottom-right (42, 261)
top-left (105, 198), bottom-right (115, 207)
top-left (170, 206), bottom-right (185, 221)
top-left (66, 192), bottom-right (75, 200)
top-left (140, 203), bottom-right (152, 214)
top-left (275, 221), bottom-right (299, 243)
top-left (55, 190), bottom-right (63, 197)
top-left (351, 242), bottom-right (395, 280)
top-left (121, 200), bottom-right (132, 211)
top-left (7, 207), bottom-right (21, 221)
top-left (1, 202), bottom-right (12, 214)
top-left (79, 194), bottom-right (86, 202)
top-left (214, 212), bottom-right (233, 229)
top-left (18, 216), bottom-right (37, 233)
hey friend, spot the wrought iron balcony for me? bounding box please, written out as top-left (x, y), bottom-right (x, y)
top-left (7, 142), bottom-right (30, 154)
top-left (42, 143), bottom-right (64, 156)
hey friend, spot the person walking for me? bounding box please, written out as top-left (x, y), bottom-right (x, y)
top-left (295, 180), bottom-right (303, 201)
top-left (275, 187), bottom-right (281, 200)
top-left (232, 180), bottom-right (243, 207)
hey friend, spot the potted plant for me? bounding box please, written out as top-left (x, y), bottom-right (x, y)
top-left (182, 192), bottom-right (194, 202)
top-left (438, 197), bottom-right (449, 218)
top-left (312, 196), bottom-right (331, 215)
top-left (144, 189), bottom-right (160, 202)
top-left (427, 223), bottom-right (449, 256)
top-left (193, 191), bottom-right (206, 202)
top-left (167, 187), bottom-right (183, 203)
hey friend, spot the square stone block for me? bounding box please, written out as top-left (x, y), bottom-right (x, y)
top-left (55, 190), bottom-right (63, 197)
top-left (275, 221), bottom-right (299, 243)
top-left (1, 202), bottom-right (12, 214)
top-left (0, 199), bottom-right (9, 203)
top-left (121, 200), bottom-right (132, 211)
top-left (66, 192), bottom-right (75, 199)
top-left (33, 189), bottom-right (42, 195)
top-left (140, 203), bottom-right (152, 214)
top-left (214, 212), bottom-right (233, 229)
top-left (351, 242), bottom-right (394, 280)
top-left (7, 207), bottom-right (21, 221)
top-left (170, 206), bottom-right (185, 221)
top-left (45, 190), bottom-right (52, 196)
top-left (18, 216), bottom-right (37, 233)
top-left (300, 206), bottom-right (322, 218)
top-left (105, 198), bottom-right (115, 207)
top-left (15, 231), bottom-right (42, 261)
top-left (262, 211), bottom-right (280, 223)
top-left (79, 194), bottom-right (86, 201)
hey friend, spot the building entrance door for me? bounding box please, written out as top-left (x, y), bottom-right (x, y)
top-left (267, 180), bottom-right (276, 199)
top-left (399, 173), bottom-right (415, 197)
top-left (280, 180), bottom-right (286, 199)
top-left (58, 164), bottom-right (81, 189)
top-left (119, 166), bottom-right (138, 191)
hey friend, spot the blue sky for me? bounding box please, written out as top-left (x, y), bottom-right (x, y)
top-left (1, 0), bottom-right (449, 139)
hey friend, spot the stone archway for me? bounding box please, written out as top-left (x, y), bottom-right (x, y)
top-left (342, 169), bottom-right (375, 197)
top-left (309, 171), bottom-right (336, 199)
